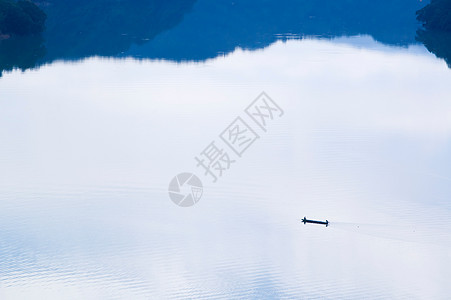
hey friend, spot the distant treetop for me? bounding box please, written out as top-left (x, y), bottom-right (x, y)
top-left (417, 0), bottom-right (451, 32)
top-left (0, 0), bottom-right (46, 36)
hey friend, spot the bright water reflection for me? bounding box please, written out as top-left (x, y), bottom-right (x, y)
top-left (1, 37), bottom-right (451, 299)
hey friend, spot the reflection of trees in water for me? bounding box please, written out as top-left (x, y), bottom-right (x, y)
top-left (0, 34), bottom-right (45, 77)
top-left (416, 29), bottom-right (451, 68)
top-left (0, 0), bottom-right (196, 76)
top-left (0, 0), bottom-right (197, 76)
top-left (5, 0), bottom-right (451, 75)
top-left (43, 0), bottom-right (197, 59)
top-left (132, 0), bottom-right (425, 62)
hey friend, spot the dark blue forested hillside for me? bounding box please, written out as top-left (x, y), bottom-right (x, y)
top-left (0, 0), bottom-right (196, 75)
top-left (127, 0), bottom-right (426, 61)
top-left (0, 0), bottom-right (436, 75)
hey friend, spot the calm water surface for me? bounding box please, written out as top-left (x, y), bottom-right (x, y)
top-left (1, 1), bottom-right (451, 299)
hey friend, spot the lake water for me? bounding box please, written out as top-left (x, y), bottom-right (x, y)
top-left (1, 1), bottom-right (451, 299)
